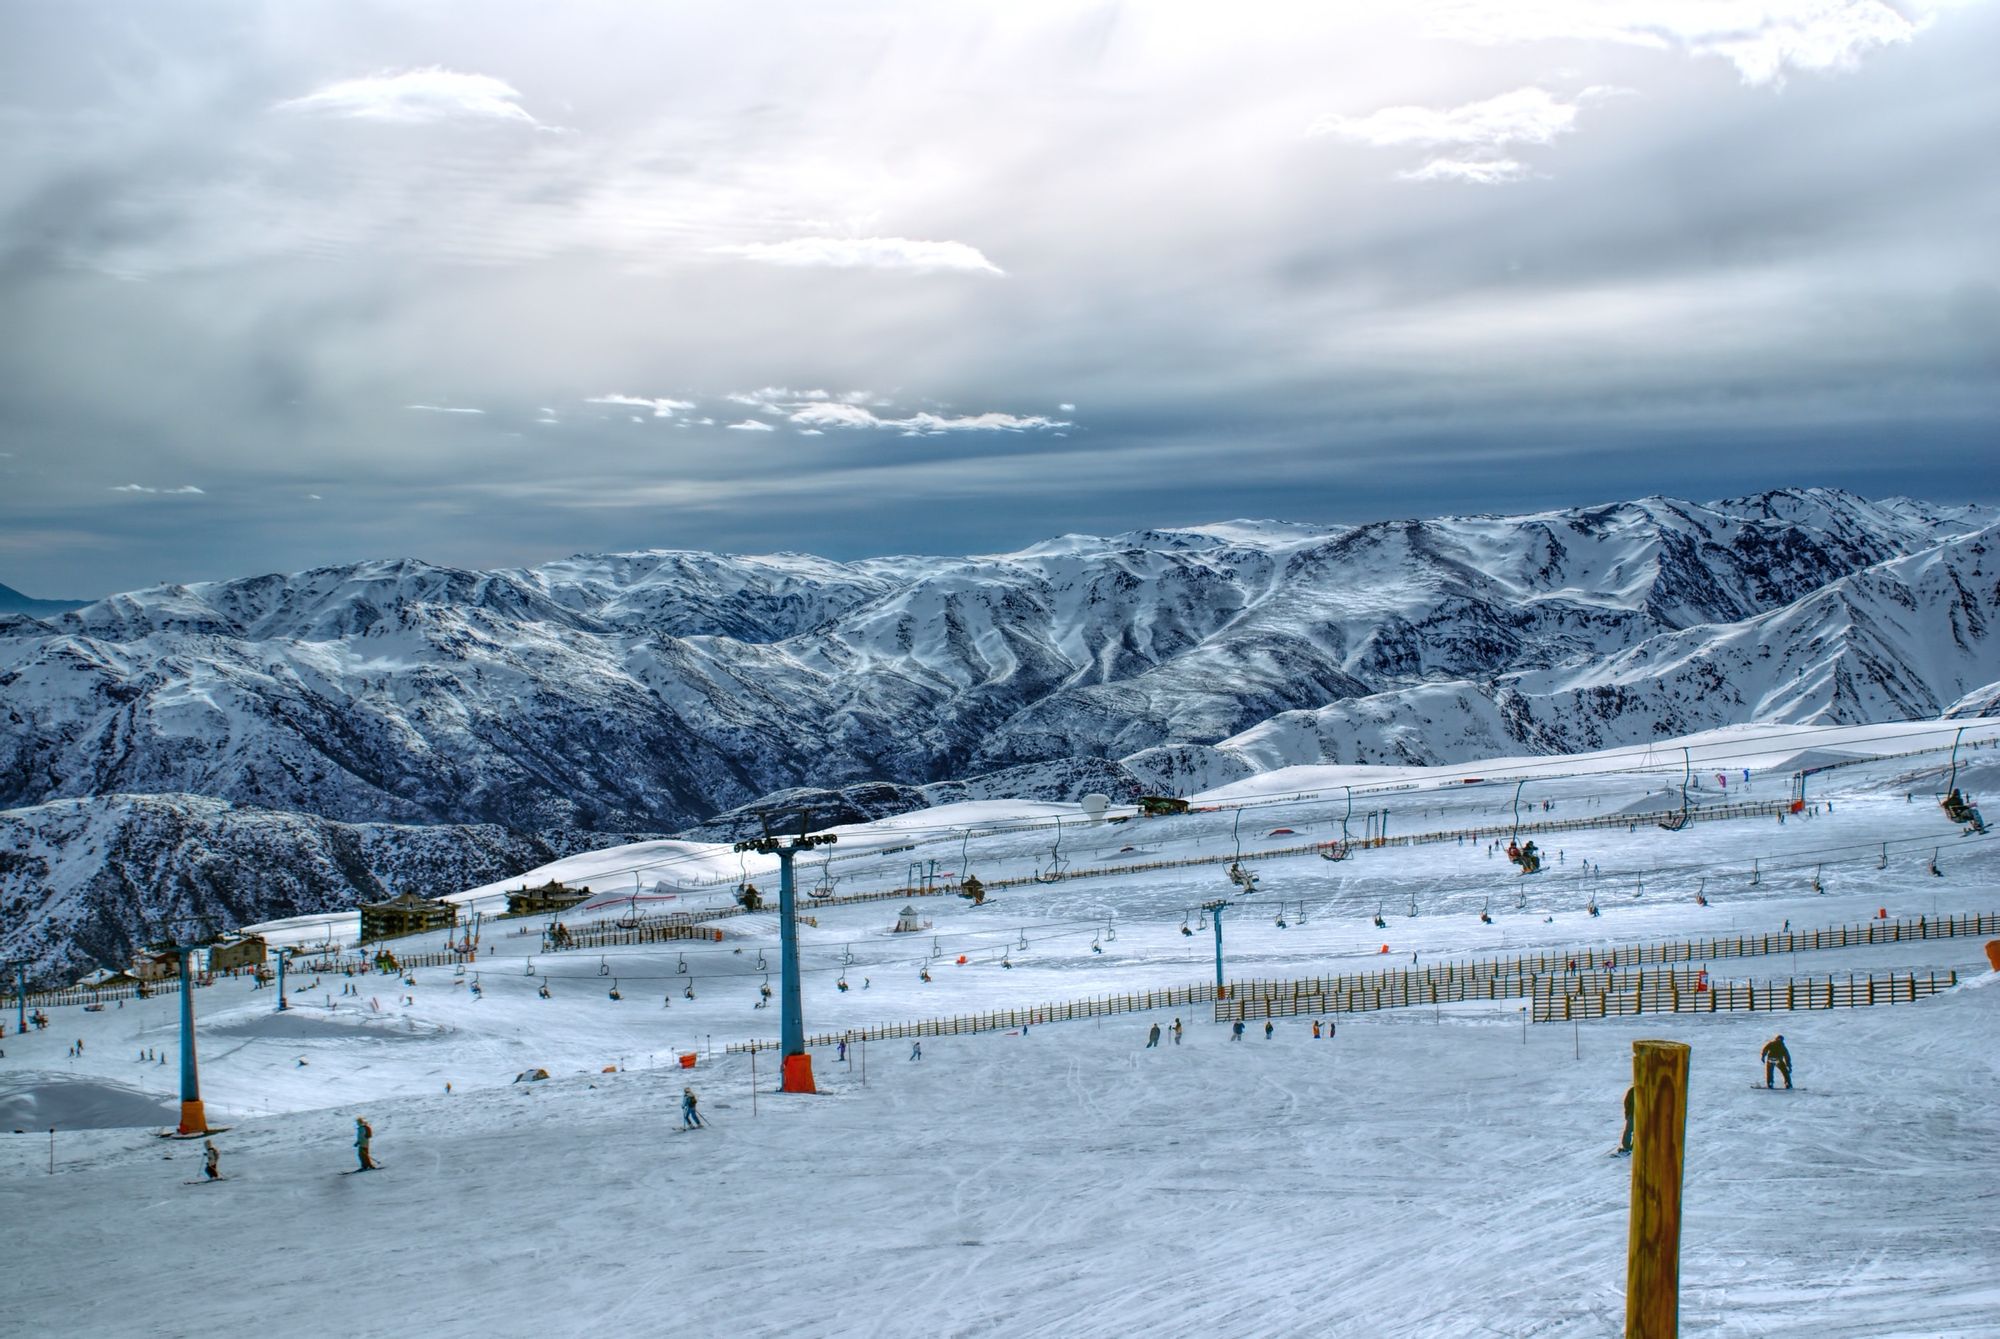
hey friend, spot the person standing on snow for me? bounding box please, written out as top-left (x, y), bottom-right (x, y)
top-left (681, 1087), bottom-right (705, 1128)
top-left (1760, 1035), bottom-right (1793, 1090)
top-left (1171, 1018), bottom-right (1183, 1045)
top-left (1264, 1021), bottom-right (1274, 1041)
top-left (910, 1042), bottom-right (922, 1061)
top-left (203, 1139), bottom-right (221, 1181)
top-left (1146, 1023), bottom-right (1161, 1048)
top-left (1231, 1021), bottom-right (1245, 1041)
top-left (1617, 1086), bottom-right (1635, 1154)
top-left (353, 1116), bottom-right (378, 1171)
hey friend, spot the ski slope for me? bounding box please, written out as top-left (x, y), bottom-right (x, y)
top-left (2, 722), bottom-right (1996, 1336)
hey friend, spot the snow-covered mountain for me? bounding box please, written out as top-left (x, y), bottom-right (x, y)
top-left (3, 487), bottom-right (1995, 977)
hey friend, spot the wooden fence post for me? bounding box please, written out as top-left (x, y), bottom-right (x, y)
top-left (1626, 1039), bottom-right (1691, 1339)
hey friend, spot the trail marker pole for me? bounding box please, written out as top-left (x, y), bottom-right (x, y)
top-left (275, 948), bottom-right (288, 1012)
top-left (1626, 1039), bottom-right (1691, 1338)
top-left (750, 1045), bottom-right (758, 1117)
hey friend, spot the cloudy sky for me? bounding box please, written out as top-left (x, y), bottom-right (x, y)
top-left (2, 1), bottom-right (1996, 596)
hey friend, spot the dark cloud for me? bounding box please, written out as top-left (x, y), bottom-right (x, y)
top-left (1, 1), bottom-right (1996, 595)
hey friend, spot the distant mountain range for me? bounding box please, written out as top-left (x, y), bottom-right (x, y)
top-left (4, 487), bottom-right (1996, 979)
top-left (0, 582), bottom-right (89, 616)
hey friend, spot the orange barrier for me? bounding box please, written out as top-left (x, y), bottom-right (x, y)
top-left (1985, 940), bottom-right (2000, 972)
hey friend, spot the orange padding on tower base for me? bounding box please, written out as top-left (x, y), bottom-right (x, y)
top-left (1984, 940), bottom-right (2000, 973)
top-left (781, 1053), bottom-right (816, 1094)
top-left (177, 1099), bottom-right (207, 1136)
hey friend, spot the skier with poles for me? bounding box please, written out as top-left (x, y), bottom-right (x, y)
top-left (353, 1116), bottom-right (378, 1171)
top-left (681, 1086), bottom-right (705, 1128)
top-left (202, 1139), bottom-right (221, 1181)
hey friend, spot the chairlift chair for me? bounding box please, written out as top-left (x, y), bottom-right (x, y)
top-left (608, 978), bottom-right (622, 1001)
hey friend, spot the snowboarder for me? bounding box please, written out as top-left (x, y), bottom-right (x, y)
top-left (1231, 1021), bottom-right (1245, 1041)
top-left (1760, 1035), bottom-right (1792, 1089)
top-left (1264, 1021), bottom-right (1274, 1040)
top-left (353, 1116), bottom-right (378, 1171)
top-left (202, 1139), bottom-right (220, 1181)
top-left (1617, 1086), bottom-right (1635, 1154)
top-left (681, 1087), bottom-right (704, 1128)
top-left (1146, 1023), bottom-right (1161, 1048)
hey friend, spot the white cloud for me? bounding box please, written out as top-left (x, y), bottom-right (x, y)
top-left (1058, 403), bottom-right (1076, 413)
top-left (797, 429), bottom-right (825, 436)
top-left (405, 403), bottom-right (485, 415)
top-left (709, 237), bottom-right (1003, 275)
top-left (307, 493), bottom-right (323, 500)
top-left (725, 418), bottom-right (776, 431)
top-left (1421, 0), bottom-right (1936, 86)
top-left (786, 403), bottom-right (1070, 434)
top-left (586, 394), bottom-right (696, 418)
top-left (1398, 156), bottom-right (1535, 184)
top-left (276, 68), bottom-right (545, 126)
top-left (111, 484), bottom-right (204, 495)
top-left (727, 387), bottom-right (832, 406)
top-left (1311, 87), bottom-right (1590, 150)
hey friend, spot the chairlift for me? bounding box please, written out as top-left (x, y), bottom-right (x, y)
top-left (756, 948), bottom-right (767, 971)
top-left (1694, 877), bottom-right (1707, 907)
top-left (1197, 907), bottom-right (1209, 930)
top-left (1036, 818), bottom-right (1069, 884)
top-left (1406, 891), bottom-right (1418, 918)
top-left (1810, 864), bottom-right (1824, 894)
top-left (1275, 907), bottom-right (1288, 929)
top-left (999, 951), bottom-right (1012, 970)
top-left (538, 981), bottom-right (551, 999)
top-left (616, 882), bottom-right (641, 930)
top-left (597, 956), bottom-right (610, 978)
top-left (1940, 728), bottom-right (1990, 832)
top-left (1749, 858), bottom-right (1760, 888)
top-left (1504, 780), bottom-right (1543, 874)
top-left (1104, 919), bottom-right (1116, 943)
top-left (1479, 897), bottom-right (1492, 925)
top-left (809, 859), bottom-right (836, 901)
top-left (1092, 933), bottom-right (1103, 954)
top-left (1179, 911), bottom-right (1192, 937)
top-left (1657, 747), bottom-right (1693, 831)
top-left (1929, 847), bottom-right (1942, 877)
top-left (919, 966), bottom-right (932, 983)
top-left (1017, 929), bottom-right (1028, 951)
top-left (607, 978), bottom-right (622, 1001)
top-left (841, 944), bottom-right (855, 968)
top-left (836, 974), bottom-right (849, 992)
top-left (930, 936), bottom-right (942, 959)
top-left (676, 952), bottom-right (688, 974)
top-left (524, 960), bottom-right (535, 976)
top-left (682, 975), bottom-right (696, 1000)
top-left (1372, 906), bottom-right (1386, 930)
top-left (1322, 786), bottom-right (1354, 861)
top-left (1878, 843), bottom-right (1888, 870)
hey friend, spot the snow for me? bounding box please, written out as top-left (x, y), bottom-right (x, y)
top-left (4, 724), bottom-right (1997, 1335)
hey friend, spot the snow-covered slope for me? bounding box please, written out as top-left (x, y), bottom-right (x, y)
top-left (2, 487), bottom-right (1995, 975)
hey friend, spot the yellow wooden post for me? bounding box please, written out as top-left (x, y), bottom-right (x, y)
top-left (1627, 1039), bottom-right (1691, 1338)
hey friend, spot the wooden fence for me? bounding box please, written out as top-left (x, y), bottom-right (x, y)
top-left (1534, 970), bottom-right (1958, 1021)
top-left (1214, 910), bottom-right (1996, 1022)
top-left (724, 982), bottom-right (1217, 1054)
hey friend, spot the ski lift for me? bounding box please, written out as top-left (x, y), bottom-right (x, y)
top-left (1104, 919), bottom-right (1116, 943)
top-left (1197, 907), bottom-right (1209, 930)
top-left (537, 981), bottom-right (551, 999)
top-left (808, 858), bottom-right (836, 900)
top-left (682, 976), bottom-right (696, 1000)
top-left (1406, 891), bottom-right (1418, 918)
top-left (1017, 929), bottom-right (1028, 951)
top-left (1092, 933), bottom-right (1103, 953)
top-left (1505, 780), bottom-right (1543, 874)
top-left (1275, 906), bottom-right (1288, 929)
top-left (616, 880), bottom-right (641, 930)
top-left (1036, 818), bottom-right (1069, 884)
top-left (676, 952), bottom-right (688, 974)
top-left (930, 936), bottom-right (942, 959)
top-left (1479, 897), bottom-right (1492, 925)
top-left (1371, 906), bottom-right (1386, 930)
top-left (597, 956), bottom-right (610, 977)
top-left (758, 974), bottom-right (773, 1007)
top-left (1929, 847), bottom-right (1942, 877)
top-left (524, 960), bottom-right (535, 976)
top-left (1179, 911), bottom-right (1192, 937)
top-left (756, 948), bottom-right (767, 971)
top-left (836, 974), bottom-right (849, 992)
top-left (1749, 858), bottom-right (1760, 887)
top-left (919, 967), bottom-right (932, 983)
top-left (1694, 877), bottom-right (1707, 907)
top-left (1586, 898), bottom-right (1600, 918)
top-left (1878, 843), bottom-right (1888, 870)
top-left (608, 978), bottom-right (622, 1001)
top-left (1657, 747), bottom-right (1693, 832)
top-left (1321, 786), bottom-right (1354, 862)
top-left (1940, 727), bottom-right (1990, 832)
top-left (999, 951), bottom-right (1012, 970)
top-left (841, 944), bottom-right (855, 968)
top-left (1810, 865), bottom-right (1824, 894)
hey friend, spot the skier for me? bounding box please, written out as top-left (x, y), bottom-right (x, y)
top-left (353, 1116), bottom-right (378, 1171)
top-left (1264, 1021), bottom-right (1274, 1040)
top-left (1146, 1023), bottom-right (1161, 1048)
top-left (1231, 1021), bottom-right (1244, 1041)
top-left (202, 1139), bottom-right (221, 1181)
top-left (909, 1042), bottom-right (922, 1061)
top-left (1760, 1035), bottom-right (1793, 1090)
top-left (1171, 1018), bottom-right (1183, 1045)
top-left (1617, 1086), bottom-right (1635, 1155)
top-left (837, 1038), bottom-right (847, 1062)
top-left (681, 1087), bottom-right (704, 1128)
top-left (1311, 1020), bottom-right (1322, 1039)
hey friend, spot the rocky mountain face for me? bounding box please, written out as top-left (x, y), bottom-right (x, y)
top-left (3, 487), bottom-right (1995, 979)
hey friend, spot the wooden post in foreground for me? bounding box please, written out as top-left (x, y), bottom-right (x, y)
top-left (1626, 1039), bottom-right (1691, 1339)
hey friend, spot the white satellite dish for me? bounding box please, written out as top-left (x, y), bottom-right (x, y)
top-left (1080, 793), bottom-right (1110, 823)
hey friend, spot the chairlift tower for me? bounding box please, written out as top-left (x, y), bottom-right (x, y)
top-left (170, 940), bottom-right (212, 1134)
top-left (735, 812), bottom-right (837, 1094)
top-left (1201, 898), bottom-right (1232, 999)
